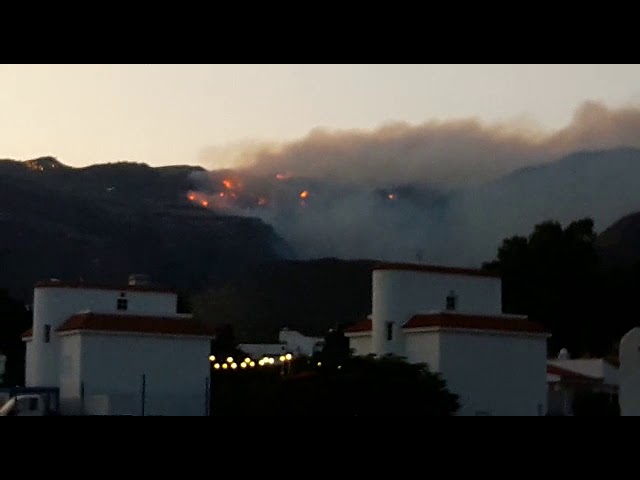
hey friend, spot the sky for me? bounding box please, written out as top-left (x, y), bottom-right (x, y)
top-left (2, 64), bottom-right (640, 169)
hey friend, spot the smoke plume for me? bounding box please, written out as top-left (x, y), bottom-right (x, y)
top-left (191, 101), bottom-right (640, 266)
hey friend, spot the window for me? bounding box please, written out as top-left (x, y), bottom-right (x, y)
top-left (386, 322), bottom-right (393, 341)
top-left (446, 291), bottom-right (457, 311)
top-left (28, 398), bottom-right (39, 411)
top-left (44, 324), bottom-right (51, 343)
top-left (117, 298), bottom-right (128, 310)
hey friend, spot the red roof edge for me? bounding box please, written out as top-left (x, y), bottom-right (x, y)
top-left (403, 312), bottom-right (547, 334)
top-left (374, 262), bottom-right (500, 278)
top-left (34, 280), bottom-right (176, 294)
top-left (56, 313), bottom-right (216, 337)
top-left (344, 318), bottom-right (372, 333)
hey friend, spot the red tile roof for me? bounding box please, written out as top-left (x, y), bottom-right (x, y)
top-left (344, 318), bottom-right (372, 333)
top-left (403, 313), bottom-right (547, 334)
top-left (34, 280), bottom-right (176, 294)
top-left (56, 313), bottom-right (216, 337)
top-left (547, 364), bottom-right (601, 383)
top-left (374, 262), bottom-right (500, 278)
top-left (344, 312), bottom-right (547, 335)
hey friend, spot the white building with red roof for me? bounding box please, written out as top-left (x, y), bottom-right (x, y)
top-left (21, 275), bottom-right (215, 416)
top-left (344, 262), bottom-right (549, 416)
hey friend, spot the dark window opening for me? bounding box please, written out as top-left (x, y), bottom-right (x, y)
top-left (117, 298), bottom-right (128, 310)
top-left (29, 398), bottom-right (39, 411)
top-left (44, 324), bottom-right (51, 343)
top-left (386, 322), bottom-right (393, 341)
top-left (446, 291), bottom-right (457, 311)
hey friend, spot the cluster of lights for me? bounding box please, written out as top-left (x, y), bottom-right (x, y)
top-left (209, 354), bottom-right (292, 370)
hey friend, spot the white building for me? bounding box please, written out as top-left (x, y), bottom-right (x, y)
top-left (344, 262), bottom-right (549, 416)
top-left (546, 356), bottom-right (619, 416)
top-left (21, 277), bottom-right (215, 416)
top-left (239, 328), bottom-right (324, 359)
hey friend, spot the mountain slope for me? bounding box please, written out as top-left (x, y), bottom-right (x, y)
top-left (0, 157), bottom-right (290, 301)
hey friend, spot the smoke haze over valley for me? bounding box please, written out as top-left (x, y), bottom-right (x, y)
top-left (187, 101), bottom-right (640, 265)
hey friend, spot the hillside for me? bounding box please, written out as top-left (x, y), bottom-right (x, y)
top-left (192, 258), bottom-right (375, 342)
top-left (0, 157), bottom-right (291, 301)
top-left (445, 147), bottom-right (640, 265)
top-left (596, 211), bottom-right (640, 268)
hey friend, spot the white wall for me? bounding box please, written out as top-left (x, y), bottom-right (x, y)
top-left (78, 332), bottom-right (210, 416)
top-left (27, 286), bottom-right (178, 388)
top-left (371, 269), bottom-right (502, 357)
top-left (348, 335), bottom-right (372, 357)
top-left (437, 331), bottom-right (547, 416)
top-left (404, 331), bottom-right (441, 371)
top-left (58, 335), bottom-right (83, 413)
top-left (278, 329), bottom-right (324, 357)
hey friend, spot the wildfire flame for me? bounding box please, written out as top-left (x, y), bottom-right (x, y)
top-left (258, 197), bottom-right (267, 206)
top-left (188, 194), bottom-right (196, 201)
top-left (201, 200), bottom-right (209, 207)
top-left (299, 190), bottom-right (309, 199)
top-left (219, 192), bottom-right (225, 197)
top-left (388, 193), bottom-right (396, 200)
top-left (276, 173), bottom-right (293, 181)
top-left (222, 179), bottom-right (233, 189)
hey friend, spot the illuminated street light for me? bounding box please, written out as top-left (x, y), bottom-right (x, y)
top-left (222, 363), bottom-right (228, 369)
top-left (285, 353), bottom-right (292, 361)
top-left (250, 361), bottom-right (255, 367)
top-left (231, 363), bottom-right (238, 369)
top-left (279, 355), bottom-right (286, 362)
top-left (241, 362), bottom-right (247, 368)
top-left (244, 358), bottom-right (251, 364)
top-left (226, 357), bottom-right (234, 363)
top-left (317, 362), bottom-right (322, 367)
top-left (268, 358), bottom-right (275, 365)
top-left (214, 363), bottom-right (220, 369)
top-left (209, 355), bottom-right (216, 362)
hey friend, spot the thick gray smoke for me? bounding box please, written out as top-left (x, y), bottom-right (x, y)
top-left (191, 101), bottom-right (640, 266)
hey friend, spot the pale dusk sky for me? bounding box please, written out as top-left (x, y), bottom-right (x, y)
top-left (2, 64), bottom-right (640, 169)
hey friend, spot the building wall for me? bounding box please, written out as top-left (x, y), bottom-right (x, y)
top-left (278, 329), bottom-right (324, 357)
top-left (371, 269), bottom-right (502, 357)
top-left (404, 331), bottom-right (441, 371)
top-left (348, 335), bottom-right (372, 357)
top-left (437, 330), bottom-right (547, 416)
top-left (79, 332), bottom-right (210, 416)
top-left (58, 335), bottom-right (83, 413)
top-left (27, 286), bottom-right (178, 388)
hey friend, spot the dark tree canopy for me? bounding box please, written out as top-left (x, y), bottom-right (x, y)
top-left (482, 217), bottom-right (623, 357)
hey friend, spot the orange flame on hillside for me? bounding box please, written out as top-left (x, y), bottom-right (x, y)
top-left (201, 200), bottom-right (209, 207)
top-left (222, 179), bottom-right (233, 189)
top-left (388, 194), bottom-right (396, 200)
top-left (299, 190), bottom-right (309, 199)
top-left (276, 173), bottom-right (293, 181)
top-left (188, 194), bottom-right (196, 201)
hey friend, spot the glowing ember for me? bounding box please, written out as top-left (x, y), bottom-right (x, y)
top-left (388, 194), bottom-right (396, 200)
top-left (219, 192), bottom-right (225, 197)
top-left (188, 194), bottom-right (196, 201)
top-left (222, 179), bottom-right (233, 189)
top-left (299, 190), bottom-right (309, 199)
top-left (201, 200), bottom-right (209, 207)
top-left (276, 173), bottom-right (292, 181)
top-left (258, 197), bottom-right (267, 206)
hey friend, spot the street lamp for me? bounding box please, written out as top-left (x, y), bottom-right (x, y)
top-left (209, 355), bottom-right (216, 362)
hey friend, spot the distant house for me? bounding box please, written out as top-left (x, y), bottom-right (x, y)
top-left (21, 275), bottom-right (215, 416)
top-left (238, 328), bottom-right (324, 359)
top-left (546, 351), bottom-right (619, 416)
top-left (344, 262), bottom-right (550, 416)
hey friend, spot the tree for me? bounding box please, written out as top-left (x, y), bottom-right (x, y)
top-left (483, 217), bottom-right (607, 356)
top-left (277, 355), bottom-right (460, 416)
top-left (0, 289), bottom-right (31, 386)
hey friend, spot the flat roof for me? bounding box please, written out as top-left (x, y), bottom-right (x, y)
top-left (34, 280), bottom-right (176, 294)
top-left (345, 312), bottom-right (546, 335)
top-left (373, 262), bottom-right (500, 278)
top-left (23, 313), bottom-right (215, 339)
